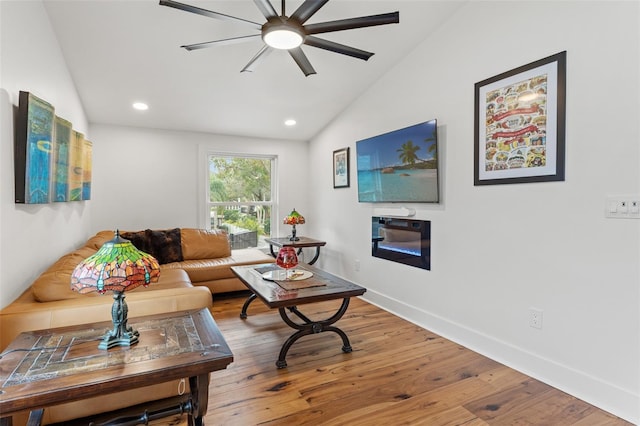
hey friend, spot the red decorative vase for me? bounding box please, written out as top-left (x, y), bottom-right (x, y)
top-left (276, 247), bottom-right (298, 279)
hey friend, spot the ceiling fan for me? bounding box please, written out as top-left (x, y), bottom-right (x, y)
top-left (159, 0), bottom-right (399, 76)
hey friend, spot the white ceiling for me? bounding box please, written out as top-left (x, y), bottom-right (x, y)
top-left (43, 0), bottom-right (464, 141)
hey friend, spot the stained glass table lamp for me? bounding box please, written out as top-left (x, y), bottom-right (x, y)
top-left (71, 230), bottom-right (160, 349)
top-left (283, 208), bottom-right (305, 241)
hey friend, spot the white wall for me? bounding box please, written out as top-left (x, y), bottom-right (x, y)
top-left (88, 124), bottom-right (309, 237)
top-left (0, 0), bottom-right (310, 310)
top-left (308, 1), bottom-right (639, 423)
top-left (0, 1), bottom-right (91, 309)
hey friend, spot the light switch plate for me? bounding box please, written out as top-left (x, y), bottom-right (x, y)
top-left (605, 195), bottom-right (640, 219)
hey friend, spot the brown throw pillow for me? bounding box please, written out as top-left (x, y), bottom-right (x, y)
top-left (120, 230), bottom-right (151, 254)
top-left (145, 228), bottom-right (183, 264)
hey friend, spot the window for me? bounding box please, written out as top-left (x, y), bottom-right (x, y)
top-left (205, 153), bottom-right (276, 250)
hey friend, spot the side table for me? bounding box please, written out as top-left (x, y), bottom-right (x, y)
top-left (265, 236), bottom-right (327, 265)
top-left (0, 309), bottom-right (233, 426)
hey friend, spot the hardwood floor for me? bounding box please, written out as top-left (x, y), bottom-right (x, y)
top-left (155, 292), bottom-right (631, 425)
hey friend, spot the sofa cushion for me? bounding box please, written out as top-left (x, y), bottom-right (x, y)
top-left (162, 248), bottom-right (275, 283)
top-left (162, 258), bottom-right (238, 282)
top-left (32, 246), bottom-right (98, 302)
top-left (180, 228), bottom-right (231, 260)
top-left (146, 228), bottom-right (183, 264)
top-left (84, 230), bottom-right (116, 250)
top-left (129, 268), bottom-right (191, 291)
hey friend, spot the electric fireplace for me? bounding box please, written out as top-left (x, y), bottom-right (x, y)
top-left (371, 217), bottom-right (431, 270)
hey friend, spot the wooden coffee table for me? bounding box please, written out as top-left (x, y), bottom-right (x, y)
top-left (0, 309), bottom-right (233, 426)
top-left (231, 263), bottom-right (366, 368)
top-left (265, 236), bottom-right (326, 265)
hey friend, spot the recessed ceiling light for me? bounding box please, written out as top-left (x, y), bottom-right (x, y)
top-left (132, 102), bottom-right (149, 111)
top-left (284, 119), bottom-right (297, 126)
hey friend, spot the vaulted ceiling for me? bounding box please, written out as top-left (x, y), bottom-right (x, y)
top-left (43, 0), bottom-right (465, 141)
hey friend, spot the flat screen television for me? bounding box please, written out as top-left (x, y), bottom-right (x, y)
top-left (356, 119), bottom-right (439, 203)
top-left (371, 216), bottom-right (431, 270)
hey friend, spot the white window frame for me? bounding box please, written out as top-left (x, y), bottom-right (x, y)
top-left (197, 147), bottom-right (278, 241)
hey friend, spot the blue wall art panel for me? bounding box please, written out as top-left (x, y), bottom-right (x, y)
top-left (81, 139), bottom-right (92, 200)
top-left (68, 130), bottom-right (84, 201)
top-left (53, 116), bottom-right (71, 202)
top-left (15, 91), bottom-right (54, 204)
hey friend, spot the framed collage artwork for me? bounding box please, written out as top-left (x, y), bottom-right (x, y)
top-left (474, 51), bottom-right (566, 185)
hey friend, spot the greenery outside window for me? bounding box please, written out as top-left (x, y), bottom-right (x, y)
top-left (206, 154), bottom-right (276, 250)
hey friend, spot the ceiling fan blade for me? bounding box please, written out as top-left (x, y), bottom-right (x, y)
top-left (182, 34), bottom-right (261, 51)
top-left (304, 36), bottom-right (373, 61)
top-left (159, 0), bottom-right (262, 30)
top-left (253, 0), bottom-right (278, 20)
top-left (290, 0), bottom-right (330, 24)
top-left (305, 12), bottom-right (399, 34)
top-left (241, 45), bottom-right (273, 73)
top-left (289, 47), bottom-right (316, 77)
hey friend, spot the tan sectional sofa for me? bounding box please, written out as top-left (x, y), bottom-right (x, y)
top-left (155, 228), bottom-right (276, 294)
top-left (91, 228), bottom-right (276, 295)
top-left (0, 227), bottom-right (274, 424)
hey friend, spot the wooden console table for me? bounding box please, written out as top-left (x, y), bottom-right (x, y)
top-left (265, 236), bottom-right (326, 265)
top-left (231, 263), bottom-right (365, 368)
top-left (0, 309), bottom-right (233, 426)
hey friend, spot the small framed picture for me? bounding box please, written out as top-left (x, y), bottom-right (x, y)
top-left (474, 51), bottom-right (566, 185)
top-left (333, 147), bottom-right (350, 188)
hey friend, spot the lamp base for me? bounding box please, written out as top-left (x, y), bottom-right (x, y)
top-left (98, 331), bottom-right (139, 350)
top-left (289, 224), bottom-right (300, 241)
top-left (99, 291), bottom-right (139, 350)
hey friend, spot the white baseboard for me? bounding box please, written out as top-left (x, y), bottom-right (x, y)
top-left (360, 289), bottom-right (639, 425)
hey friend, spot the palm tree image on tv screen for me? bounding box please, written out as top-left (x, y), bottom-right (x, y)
top-left (356, 119), bottom-right (439, 203)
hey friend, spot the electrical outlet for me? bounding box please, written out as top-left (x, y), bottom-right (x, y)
top-left (354, 259), bottom-right (360, 271)
top-left (529, 308), bottom-right (543, 329)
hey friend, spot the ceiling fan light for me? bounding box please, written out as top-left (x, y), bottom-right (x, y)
top-left (132, 102), bottom-right (149, 111)
top-left (263, 24), bottom-right (304, 50)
